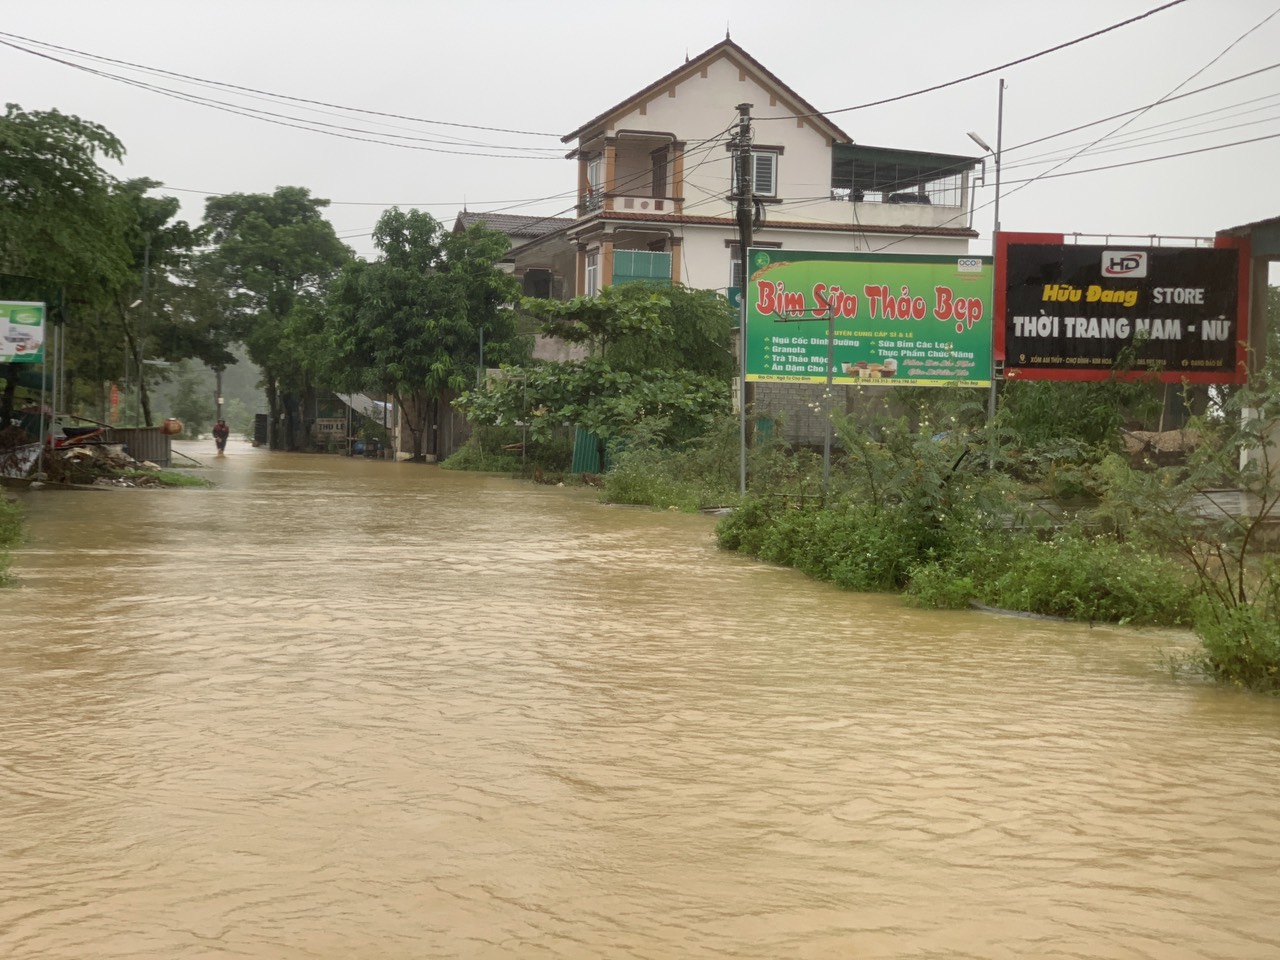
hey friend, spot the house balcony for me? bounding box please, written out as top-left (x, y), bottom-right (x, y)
top-left (578, 191), bottom-right (679, 217)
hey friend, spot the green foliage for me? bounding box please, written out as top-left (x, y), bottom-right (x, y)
top-left (198, 186), bottom-right (351, 449)
top-left (1091, 355), bottom-right (1280, 688)
top-left (1192, 587), bottom-right (1280, 693)
top-left (999, 375), bottom-right (1163, 451)
top-left (459, 283), bottom-right (735, 450)
top-left (325, 210), bottom-right (519, 460)
top-left (982, 532), bottom-right (1194, 625)
top-left (441, 424), bottom-right (573, 474)
top-left (1094, 360), bottom-right (1280, 610)
top-left (903, 528), bottom-right (1195, 625)
top-left (715, 398), bottom-right (1194, 626)
top-left (440, 441), bottom-right (522, 474)
top-left (159, 361), bottom-right (211, 437)
top-left (602, 414), bottom-right (743, 511)
top-left (0, 104), bottom-right (130, 289)
top-left (902, 562), bottom-right (977, 609)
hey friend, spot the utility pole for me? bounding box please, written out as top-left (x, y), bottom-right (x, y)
top-left (139, 233), bottom-right (153, 426)
top-left (734, 102), bottom-right (753, 496)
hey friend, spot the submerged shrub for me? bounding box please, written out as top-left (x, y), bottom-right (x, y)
top-left (981, 532), bottom-right (1195, 626)
top-left (1193, 600), bottom-right (1280, 693)
top-left (0, 497), bottom-right (22, 585)
top-left (904, 561), bottom-right (977, 609)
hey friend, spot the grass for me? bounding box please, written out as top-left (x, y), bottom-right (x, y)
top-left (0, 496), bottom-right (22, 586)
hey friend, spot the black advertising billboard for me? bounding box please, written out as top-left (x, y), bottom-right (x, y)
top-left (995, 233), bottom-right (1249, 383)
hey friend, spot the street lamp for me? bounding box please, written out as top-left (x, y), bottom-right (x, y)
top-left (970, 79), bottom-right (1006, 452)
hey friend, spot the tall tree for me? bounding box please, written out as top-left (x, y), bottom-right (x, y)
top-left (199, 186), bottom-right (350, 449)
top-left (325, 209), bottom-right (520, 461)
top-left (0, 104), bottom-right (131, 425)
top-left (104, 179), bottom-right (214, 425)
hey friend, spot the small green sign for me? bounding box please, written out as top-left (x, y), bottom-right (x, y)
top-left (745, 251), bottom-right (993, 387)
top-left (1, 301), bottom-right (46, 364)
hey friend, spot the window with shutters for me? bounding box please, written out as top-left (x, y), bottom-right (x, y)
top-left (732, 150), bottom-right (779, 199)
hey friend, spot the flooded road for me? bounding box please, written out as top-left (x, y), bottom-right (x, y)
top-left (3, 441), bottom-right (1279, 959)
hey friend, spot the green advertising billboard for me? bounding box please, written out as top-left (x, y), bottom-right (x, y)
top-left (745, 250), bottom-right (993, 386)
top-left (1, 301), bottom-right (46, 364)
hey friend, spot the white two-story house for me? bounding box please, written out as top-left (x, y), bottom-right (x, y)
top-left (502, 36), bottom-right (980, 304)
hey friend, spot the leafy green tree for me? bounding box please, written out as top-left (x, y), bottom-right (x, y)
top-left (0, 104), bottom-right (130, 288)
top-left (0, 104), bottom-right (132, 425)
top-left (458, 282), bottom-right (735, 452)
top-left (102, 179), bottom-right (217, 426)
top-left (199, 186), bottom-right (350, 449)
top-left (325, 209), bottom-right (520, 461)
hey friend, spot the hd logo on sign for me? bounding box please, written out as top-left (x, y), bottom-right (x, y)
top-left (1102, 250), bottom-right (1147, 278)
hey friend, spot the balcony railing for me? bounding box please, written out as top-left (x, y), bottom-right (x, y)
top-left (579, 191), bottom-right (676, 215)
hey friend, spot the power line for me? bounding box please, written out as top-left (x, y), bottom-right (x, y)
top-left (0, 29), bottom-right (563, 138)
top-left (1000, 90), bottom-right (1280, 168)
top-left (1002, 61), bottom-right (1280, 153)
top-left (0, 38), bottom-right (567, 159)
top-left (758, 0), bottom-right (1192, 122)
top-left (991, 4), bottom-right (1280, 210)
top-left (995, 129), bottom-right (1280, 184)
top-left (1001, 109), bottom-right (1280, 173)
top-left (334, 126), bottom-right (739, 246)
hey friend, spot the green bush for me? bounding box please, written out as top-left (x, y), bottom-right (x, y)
top-left (600, 451), bottom-right (709, 512)
top-left (441, 440), bottom-right (522, 473)
top-left (980, 532), bottom-right (1195, 626)
top-left (719, 499), bottom-right (962, 593)
top-left (1193, 599), bottom-right (1280, 693)
top-left (442, 424), bottom-right (572, 474)
top-left (904, 561), bottom-right (977, 609)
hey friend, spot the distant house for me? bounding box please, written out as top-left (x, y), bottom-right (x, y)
top-left (451, 210), bottom-right (582, 363)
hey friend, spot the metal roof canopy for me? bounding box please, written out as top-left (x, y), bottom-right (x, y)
top-left (1219, 213), bottom-right (1280, 258)
top-left (831, 143), bottom-right (981, 194)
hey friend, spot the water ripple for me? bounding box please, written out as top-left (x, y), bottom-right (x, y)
top-left (2, 444), bottom-right (1279, 959)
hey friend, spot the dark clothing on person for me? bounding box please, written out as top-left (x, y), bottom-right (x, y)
top-left (213, 420), bottom-right (230, 453)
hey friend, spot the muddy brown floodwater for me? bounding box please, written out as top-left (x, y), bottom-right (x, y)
top-left (2, 439), bottom-right (1279, 959)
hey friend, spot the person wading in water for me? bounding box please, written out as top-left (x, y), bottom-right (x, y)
top-left (212, 419), bottom-right (230, 454)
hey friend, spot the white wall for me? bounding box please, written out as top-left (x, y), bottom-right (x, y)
top-left (596, 53), bottom-right (968, 232)
top-left (675, 223), bottom-right (972, 296)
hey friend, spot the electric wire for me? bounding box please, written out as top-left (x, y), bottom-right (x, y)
top-left (757, 0), bottom-right (1191, 121)
top-left (326, 124), bottom-right (738, 246)
top-left (868, 5), bottom-right (1280, 253)
top-left (987, 5), bottom-right (1280, 215)
top-left (1002, 61), bottom-right (1280, 152)
top-left (0, 29), bottom-right (563, 138)
top-left (0, 38), bottom-right (566, 159)
top-left (999, 108), bottom-right (1280, 173)
top-left (1000, 91), bottom-right (1280, 169)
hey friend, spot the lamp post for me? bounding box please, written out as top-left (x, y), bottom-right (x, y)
top-left (968, 77), bottom-right (1005, 434)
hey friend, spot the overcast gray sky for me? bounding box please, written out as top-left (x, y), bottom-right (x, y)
top-left (4, 0), bottom-right (1279, 264)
